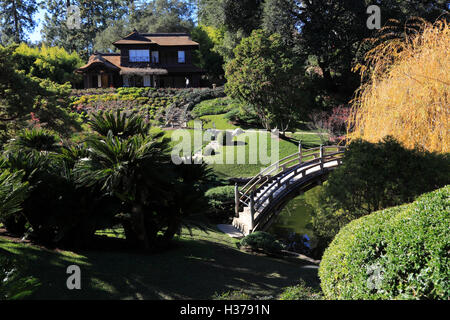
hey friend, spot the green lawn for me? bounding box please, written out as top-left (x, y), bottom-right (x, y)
top-left (163, 127), bottom-right (325, 178)
top-left (0, 226), bottom-right (319, 300)
top-left (187, 114), bottom-right (239, 130)
top-left (207, 131), bottom-right (325, 178)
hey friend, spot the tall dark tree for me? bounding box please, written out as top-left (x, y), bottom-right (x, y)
top-left (0, 0), bottom-right (39, 44)
top-left (223, 0), bottom-right (264, 36)
top-left (297, 0), bottom-right (449, 109)
top-left (42, 0), bottom-right (129, 57)
top-left (197, 0), bottom-right (225, 27)
top-left (262, 0), bottom-right (302, 45)
top-left (130, 0), bottom-right (196, 33)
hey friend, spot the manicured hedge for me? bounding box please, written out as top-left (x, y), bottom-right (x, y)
top-left (319, 186), bottom-right (449, 300)
top-left (205, 186), bottom-right (234, 221)
top-left (240, 231), bottom-right (283, 255)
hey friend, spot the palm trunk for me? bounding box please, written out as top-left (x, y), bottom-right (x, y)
top-left (131, 204), bottom-right (151, 251)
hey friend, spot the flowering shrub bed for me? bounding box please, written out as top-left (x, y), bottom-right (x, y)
top-left (69, 87), bottom-right (225, 125)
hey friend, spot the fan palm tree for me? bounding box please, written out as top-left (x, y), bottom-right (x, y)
top-left (9, 128), bottom-right (61, 153)
top-left (89, 110), bottom-right (150, 139)
top-left (74, 129), bottom-right (173, 250)
top-left (0, 169), bottom-right (29, 234)
top-left (75, 120), bottom-right (216, 251)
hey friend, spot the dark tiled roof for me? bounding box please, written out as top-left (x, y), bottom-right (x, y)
top-left (76, 53), bottom-right (120, 72)
top-left (113, 30), bottom-right (199, 46)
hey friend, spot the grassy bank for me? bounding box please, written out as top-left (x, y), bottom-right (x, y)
top-left (0, 226), bottom-right (319, 300)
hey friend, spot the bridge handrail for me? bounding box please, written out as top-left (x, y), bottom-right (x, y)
top-left (253, 154), bottom-right (344, 229)
top-left (252, 154), bottom-right (343, 213)
top-left (235, 144), bottom-right (346, 219)
top-left (238, 145), bottom-right (344, 201)
top-left (238, 147), bottom-right (319, 197)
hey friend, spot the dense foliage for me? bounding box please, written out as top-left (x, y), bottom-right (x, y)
top-left (13, 43), bottom-right (83, 85)
top-left (307, 137), bottom-right (450, 249)
top-left (93, 0), bottom-right (195, 53)
top-left (0, 250), bottom-right (39, 300)
top-left (0, 45), bottom-right (80, 142)
top-left (225, 30), bottom-right (310, 132)
top-left (191, 25), bottom-right (225, 84)
top-left (0, 0), bottom-right (38, 44)
top-left (71, 86), bottom-right (225, 125)
top-left (319, 186), bottom-right (449, 300)
top-left (0, 111), bottom-right (215, 250)
top-left (0, 169), bottom-right (29, 234)
top-left (204, 185), bottom-right (235, 222)
top-left (191, 97), bottom-right (234, 118)
top-left (43, 0), bottom-right (129, 58)
top-left (278, 279), bottom-right (323, 300)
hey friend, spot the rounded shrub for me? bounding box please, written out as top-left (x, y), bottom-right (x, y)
top-left (240, 231), bottom-right (283, 255)
top-left (204, 186), bottom-right (234, 221)
top-left (319, 186), bottom-right (450, 300)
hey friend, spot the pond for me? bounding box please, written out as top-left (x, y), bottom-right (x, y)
top-left (267, 187), bottom-right (319, 250)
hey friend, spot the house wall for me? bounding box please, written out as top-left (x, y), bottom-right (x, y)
top-left (118, 45), bottom-right (197, 67)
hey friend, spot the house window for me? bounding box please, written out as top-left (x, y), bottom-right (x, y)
top-left (152, 51), bottom-right (159, 64)
top-left (178, 50), bottom-right (185, 63)
top-left (129, 50), bottom-right (150, 62)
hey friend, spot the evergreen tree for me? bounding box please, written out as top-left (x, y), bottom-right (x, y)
top-left (197, 0), bottom-right (225, 27)
top-left (130, 0), bottom-right (196, 33)
top-left (262, 0), bottom-right (302, 45)
top-left (225, 30), bottom-right (310, 133)
top-left (223, 0), bottom-right (264, 36)
top-left (42, 0), bottom-right (128, 58)
top-left (0, 0), bottom-right (39, 44)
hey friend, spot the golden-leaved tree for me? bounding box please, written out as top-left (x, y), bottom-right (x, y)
top-left (348, 19), bottom-right (449, 153)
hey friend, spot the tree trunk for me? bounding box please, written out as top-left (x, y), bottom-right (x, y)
top-left (161, 216), bottom-right (180, 245)
top-left (11, 0), bottom-right (20, 43)
top-left (130, 204), bottom-right (151, 251)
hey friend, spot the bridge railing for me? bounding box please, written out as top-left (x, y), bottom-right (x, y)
top-left (235, 144), bottom-right (346, 218)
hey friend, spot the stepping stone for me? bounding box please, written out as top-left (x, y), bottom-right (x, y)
top-left (217, 224), bottom-right (245, 238)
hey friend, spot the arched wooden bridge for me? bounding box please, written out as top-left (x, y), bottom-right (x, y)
top-left (232, 144), bottom-right (346, 236)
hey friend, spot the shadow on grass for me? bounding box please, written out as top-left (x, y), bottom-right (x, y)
top-left (0, 232), bottom-right (319, 300)
top-left (280, 135), bottom-right (323, 150)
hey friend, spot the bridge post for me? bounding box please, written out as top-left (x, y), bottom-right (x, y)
top-left (320, 145), bottom-right (324, 171)
top-left (249, 190), bottom-right (255, 232)
top-left (234, 183), bottom-right (239, 217)
top-left (298, 140), bottom-right (302, 164)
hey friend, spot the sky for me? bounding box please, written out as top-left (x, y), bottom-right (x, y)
top-left (26, 0), bottom-right (200, 44)
top-left (28, 8), bottom-right (45, 43)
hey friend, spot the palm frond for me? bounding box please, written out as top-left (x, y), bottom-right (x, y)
top-left (0, 170), bottom-right (29, 218)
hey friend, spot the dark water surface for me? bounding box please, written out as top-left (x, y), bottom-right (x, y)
top-left (267, 187), bottom-right (318, 249)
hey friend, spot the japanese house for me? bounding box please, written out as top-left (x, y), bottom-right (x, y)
top-left (76, 30), bottom-right (204, 88)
